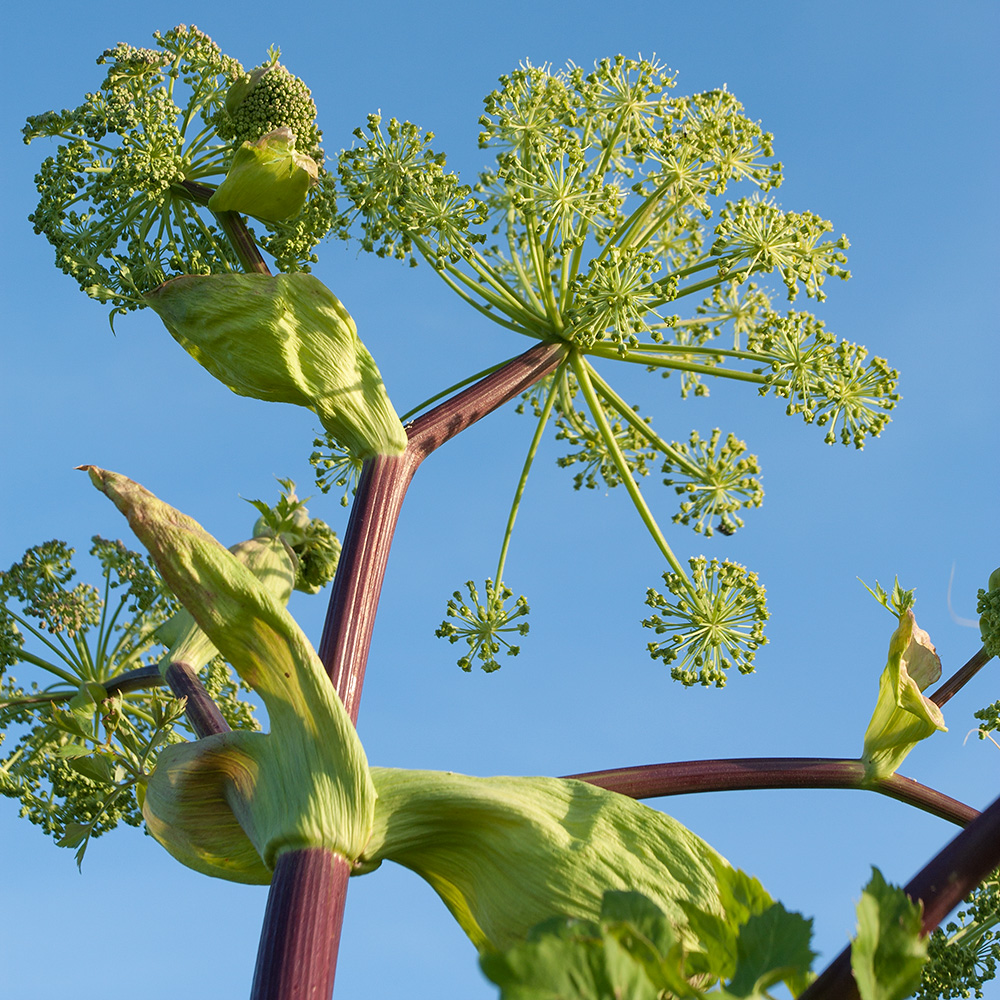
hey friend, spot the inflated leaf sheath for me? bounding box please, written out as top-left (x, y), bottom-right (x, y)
top-left (359, 768), bottom-right (741, 954)
top-left (208, 128), bottom-right (318, 222)
top-left (861, 610), bottom-right (945, 783)
top-left (145, 273), bottom-right (408, 459)
top-left (85, 467), bottom-right (376, 874)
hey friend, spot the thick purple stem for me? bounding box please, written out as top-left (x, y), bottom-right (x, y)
top-left (249, 849), bottom-right (350, 1000)
top-left (164, 661), bottom-right (231, 738)
top-left (247, 340), bottom-right (565, 997)
top-left (319, 340), bottom-right (566, 722)
top-left (567, 757), bottom-right (979, 828)
top-left (802, 790), bottom-right (1000, 1000)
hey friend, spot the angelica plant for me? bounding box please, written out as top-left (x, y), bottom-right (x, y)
top-left (21, 25), bottom-right (998, 1000)
top-left (333, 58), bottom-right (899, 684)
top-left (0, 535), bottom-right (251, 847)
top-left (0, 480), bottom-right (340, 857)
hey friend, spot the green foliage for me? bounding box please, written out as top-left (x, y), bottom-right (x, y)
top-left (436, 579), bottom-right (530, 672)
top-left (977, 569), bottom-right (1000, 658)
top-left (916, 871), bottom-right (1000, 999)
top-left (0, 535), bottom-right (256, 849)
top-left (860, 577), bottom-right (916, 617)
top-left (23, 26), bottom-right (337, 317)
top-left (643, 558), bottom-right (768, 687)
top-left (850, 868), bottom-right (928, 1000)
top-left (480, 887), bottom-right (814, 999)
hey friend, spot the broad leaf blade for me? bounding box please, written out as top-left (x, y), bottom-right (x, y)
top-left (850, 867), bottom-right (927, 1000)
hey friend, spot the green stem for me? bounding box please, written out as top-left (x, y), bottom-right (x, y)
top-left (569, 353), bottom-right (687, 581)
top-left (584, 366), bottom-right (701, 479)
top-left (585, 344), bottom-right (772, 386)
top-left (495, 364), bottom-right (564, 583)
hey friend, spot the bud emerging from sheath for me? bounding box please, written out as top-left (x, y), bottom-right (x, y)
top-left (861, 609), bottom-right (946, 782)
top-left (145, 273), bottom-right (408, 459)
top-left (208, 128), bottom-right (318, 222)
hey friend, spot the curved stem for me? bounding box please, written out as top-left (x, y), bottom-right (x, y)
top-left (176, 180), bottom-right (271, 275)
top-left (164, 662), bottom-right (230, 738)
top-left (566, 757), bottom-right (979, 828)
top-left (495, 366), bottom-right (563, 583)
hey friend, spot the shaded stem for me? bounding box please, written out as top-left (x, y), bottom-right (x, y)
top-left (177, 180), bottom-right (271, 275)
top-left (566, 757), bottom-right (979, 828)
top-left (802, 790), bottom-right (1000, 1000)
top-left (164, 661), bottom-right (230, 738)
top-left (930, 645), bottom-right (993, 707)
top-left (249, 848), bottom-right (349, 1000)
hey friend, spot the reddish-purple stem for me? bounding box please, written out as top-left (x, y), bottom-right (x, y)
top-left (164, 661), bottom-right (231, 738)
top-left (930, 645), bottom-right (992, 707)
top-left (244, 339), bottom-right (566, 996)
top-left (567, 757), bottom-right (979, 828)
top-left (802, 789), bottom-right (1000, 1000)
top-left (319, 340), bottom-right (567, 723)
top-left (249, 849), bottom-right (350, 1000)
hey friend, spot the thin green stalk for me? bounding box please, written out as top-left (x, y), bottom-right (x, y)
top-left (413, 258), bottom-right (545, 337)
top-left (586, 344), bottom-right (771, 386)
top-left (569, 353), bottom-right (687, 580)
top-left (495, 364), bottom-right (564, 583)
top-left (411, 231), bottom-right (545, 330)
top-left (506, 223), bottom-right (548, 316)
top-left (585, 365), bottom-right (702, 479)
top-left (3, 621), bottom-right (86, 684)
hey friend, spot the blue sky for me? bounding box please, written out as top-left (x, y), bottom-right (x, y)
top-left (2, 2), bottom-right (999, 997)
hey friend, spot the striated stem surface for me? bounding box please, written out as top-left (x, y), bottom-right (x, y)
top-left (164, 661), bottom-right (231, 738)
top-left (249, 849), bottom-right (350, 1000)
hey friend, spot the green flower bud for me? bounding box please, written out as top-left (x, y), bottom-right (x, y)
top-left (249, 483), bottom-right (341, 595)
top-left (208, 128), bottom-right (318, 222)
top-left (224, 64), bottom-right (273, 117)
top-left (861, 609), bottom-right (946, 783)
top-left (145, 273), bottom-right (408, 459)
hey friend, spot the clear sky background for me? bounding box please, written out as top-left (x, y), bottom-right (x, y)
top-left (2, 2), bottom-right (998, 998)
